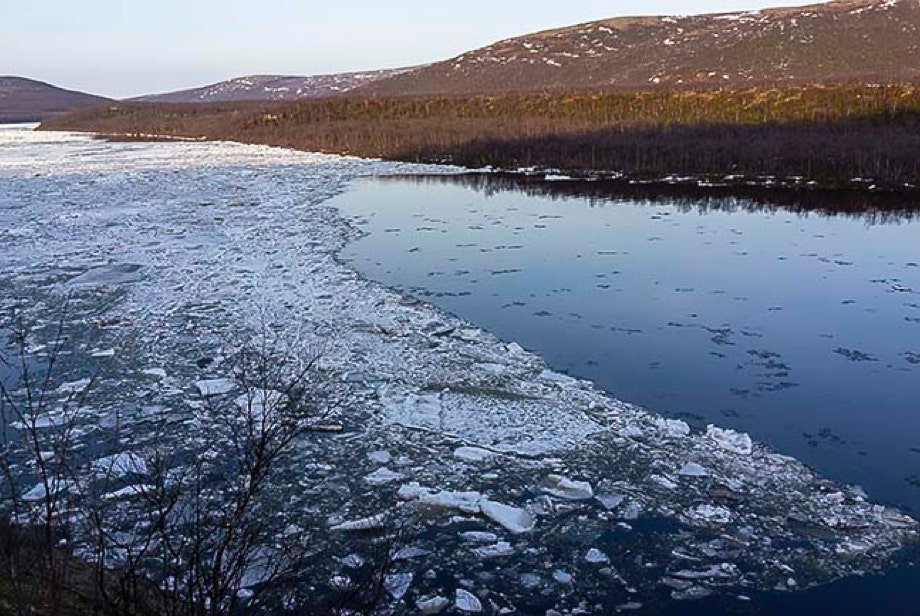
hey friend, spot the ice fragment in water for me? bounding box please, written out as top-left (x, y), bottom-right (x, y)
top-left (330, 513), bottom-right (387, 531)
top-left (418, 490), bottom-right (483, 514)
top-left (417, 596), bottom-right (451, 614)
top-left (544, 474), bottom-right (594, 500)
top-left (656, 417), bottom-right (691, 438)
top-left (364, 467), bottom-right (405, 485)
top-left (460, 531), bottom-right (499, 543)
top-left (455, 589), bottom-right (482, 613)
top-left (195, 378), bottom-right (235, 397)
top-left (367, 450), bottom-right (392, 464)
top-left (585, 548), bottom-right (611, 564)
top-left (705, 425), bottom-right (754, 455)
top-left (596, 493), bottom-right (625, 510)
top-left (480, 500), bottom-right (536, 534)
top-left (678, 462), bottom-right (710, 477)
top-left (384, 573), bottom-right (413, 600)
top-left (453, 446), bottom-right (497, 462)
top-left (92, 452), bottom-right (148, 477)
top-left (686, 504), bottom-right (734, 524)
top-left (472, 541), bottom-right (515, 559)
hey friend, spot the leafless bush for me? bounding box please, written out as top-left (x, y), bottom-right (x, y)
top-left (0, 313), bottom-right (392, 616)
top-left (0, 305), bottom-right (95, 615)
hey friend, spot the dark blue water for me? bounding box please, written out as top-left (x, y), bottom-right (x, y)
top-left (334, 175), bottom-right (920, 516)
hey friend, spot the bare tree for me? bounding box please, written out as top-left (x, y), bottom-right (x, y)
top-left (0, 306), bottom-right (95, 614)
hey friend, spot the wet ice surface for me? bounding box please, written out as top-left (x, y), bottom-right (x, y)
top-left (1, 127), bottom-right (917, 614)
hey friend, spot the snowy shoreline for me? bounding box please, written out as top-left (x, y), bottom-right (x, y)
top-left (1, 127), bottom-right (916, 611)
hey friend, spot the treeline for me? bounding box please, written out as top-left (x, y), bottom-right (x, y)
top-left (41, 85), bottom-right (920, 187)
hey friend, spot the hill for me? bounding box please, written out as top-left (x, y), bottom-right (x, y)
top-left (361, 0), bottom-right (920, 96)
top-left (0, 77), bottom-right (111, 123)
top-left (135, 68), bottom-right (418, 103)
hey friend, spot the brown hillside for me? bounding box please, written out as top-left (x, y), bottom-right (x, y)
top-left (0, 77), bottom-right (111, 123)
top-left (361, 0), bottom-right (920, 96)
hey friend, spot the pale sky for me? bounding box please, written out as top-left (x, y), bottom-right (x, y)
top-left (3, 0), bottom-right (821, 99)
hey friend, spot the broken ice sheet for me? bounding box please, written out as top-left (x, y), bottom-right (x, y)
top-left (1, 129), bottom-right (916, 614)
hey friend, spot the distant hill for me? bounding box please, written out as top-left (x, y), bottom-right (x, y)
top-left (0, 77), bottom-right (111, 123)
top-left (135, 68), bottom-right (419, 103)
top-left (361, 0), bottom-right (920, 96)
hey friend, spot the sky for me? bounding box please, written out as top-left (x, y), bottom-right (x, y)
top-left (4, 0), bottom-right (821, 99)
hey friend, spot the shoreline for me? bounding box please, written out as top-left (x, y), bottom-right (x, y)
top-left (81, 128), bottom-right (920, 198)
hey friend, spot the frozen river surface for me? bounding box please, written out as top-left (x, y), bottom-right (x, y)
top-left (0, 126), bottom-right (916, 614)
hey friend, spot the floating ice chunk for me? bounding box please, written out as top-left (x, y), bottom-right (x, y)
top-left (330, 512), bottom-right (387, 531)
top-left (417, 595), bottom-right (451, 614)
top-left (476, 362), bottom-right (507, 376)
top-left (619, 425), bottom-right (644, 439)
top-left (57, 378), bottom-right (91, 394)
top-left (473, 541), bottom-right (515, 559)
top-left (671, 585), bottom-right (714, 601)
top-left (67, 263), bottom-right (144, 287)
top-left (618, 602), bottom-right (644, 611)
top-left (622, 500), bottom-right (642, 520)
top-left (453, 447), bottom-right (496, 463)
top-left (585, 548), bottom-right (610, 564)
top-left (397, 482), bottom-right (432, 501)
top-left (196, 378), bottom-right (235, 397)
top-left (480, 500), bottom-right (535, 534)
top-left (234, 389), bottom-right (284, 419)
top-left (656, 417), bottom-right (691, 438)
top-left (705, 425), bottom-right (754, 455)
top-left (368, 450), bottom-right (392, 464)
top-left (686, 504), bottom-right (734, 525)
top-left (92, 452), bottom-right (148, 477)
top-left (103, 484), bottom-right (154, 500)
top-left (11, 414), bottom-right (60, 430)
top-left (460, 531), bottom-right (499, 543)
top-left (544, 474), bottom-right (594, 500)
top-left (455, 589), bottom-right (482, 612)
top-left (596, 493), bottom-right (625, 510)
top-left (22, 479), bottom-right (72, 502)
top-left (419, 490), bottom-right (483, 514)
top-left (877, 507), bottom-right (917, 529)
top-left (393, 546), bottom-right (431, 560)
top-left (506, 342), bottom-right (526, 356)
top-left (553, 570), bottom-right (573, 584)
top-left (364, 467), bottom-right (405, 486)
top-left (653, 474), bottom-right (679, 490)
top-left (672, 562), bottom-right (741, 581)
top-left (678, 463), bottom-right (710, 477)
top-left (539, 369), bottom-right (577, 386)
top-left (143, 368), bottom-right (167, 379)
top-left (91, 349), bottom-right (116, 358)
top-left (520, 573), bottom-right (542, 589)
top-left (384, 573), bottom-right (413, 600)
top-left (341, 553), bottom-right (364, 568)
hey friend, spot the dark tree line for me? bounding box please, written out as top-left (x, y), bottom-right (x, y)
top-left (40, 84), bottom-right (920, 187)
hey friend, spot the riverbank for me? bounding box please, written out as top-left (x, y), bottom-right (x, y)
top-left (39, 84), bottom-right (920, 193)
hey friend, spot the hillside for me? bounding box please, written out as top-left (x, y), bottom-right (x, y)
top-left (0, 77), bottom-right (111, 123)
top-left (136, 68), bottom-right (418, 103)
top-left (362, 0), bottom-right (920, 96)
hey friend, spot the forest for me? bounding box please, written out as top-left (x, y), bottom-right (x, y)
top-left (41, 84), bottom-right (920, 188)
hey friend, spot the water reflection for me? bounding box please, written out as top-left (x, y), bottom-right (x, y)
top-left (381, 173), bottom-right (920, 224)
top-left (335, 174), bottom-right (920, 515)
